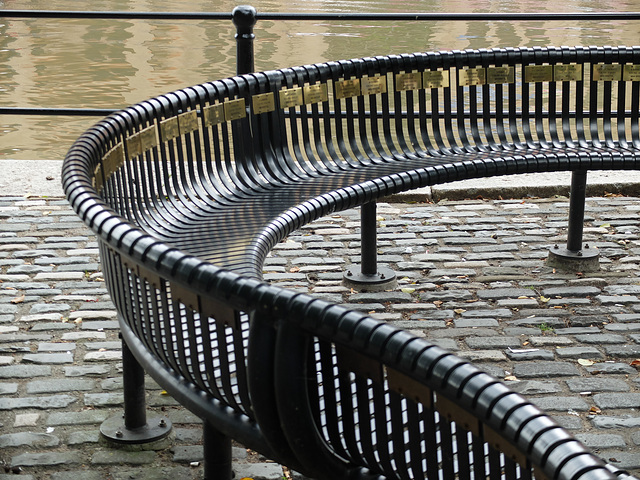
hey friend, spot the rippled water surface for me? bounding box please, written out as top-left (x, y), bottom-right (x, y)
top-left (1, 0), bottom-right (639, 159)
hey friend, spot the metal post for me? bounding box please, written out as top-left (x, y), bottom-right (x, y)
top-left (343, 201), bottom-right (397, 291)
top-left (360, 201), bottom-right (378, 275)
top-left (232, 5), bottom-right (257, 75)
top-left (203, 420), bottom-right (233, 480)
top-left (547, 170), bottom-right (599, 272)
top-left (566, 170), bottom-right (587, 252)
top-left (100, 337), bottom-right (172, 444)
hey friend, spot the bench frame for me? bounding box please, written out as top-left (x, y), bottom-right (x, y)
top-left (62, 9), bottom-right (640, 480)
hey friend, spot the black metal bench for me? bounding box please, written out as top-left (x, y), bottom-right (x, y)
top-left (62, 41), bottom-right (640, 480)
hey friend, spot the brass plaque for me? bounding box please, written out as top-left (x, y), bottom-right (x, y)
top-left (525, 65), bottom-right (553, 83)
top-left (178, 110), bottom-right (199, 135)
top-left (203, 104), bottom-right (225, 126)
top-left (335, 79), bottom-right (361, 99)
top-left (279, 87), bottom-right (304, 108)
top-left (93, 164), bottom-right (103, 191)
top-left (160, 117), bottom-right (179, 142)
top-left (303, 84), bottom-right (328, 104)
top-left (139, 125), bottom-right (158, 152)
top-left (554, 64), bottom-right (583, 82)
top-left (593, 63), bottom-right (622, 81)
top-left (224, 98), bottom-right (247, 121)
top-left (423, 70), bottom-right (449, 88)
top-left (126, 132), bottom-right (142, 160)
top-left (623, 64), bottom-right (640, 81)
top-left (387, 368), bottom-right (433, 407)
top-left (395, 72), bottom-right (422, 91)
top-left (459, 68), bottom-right (485, 86)
top-left (252, 92), bottom-right (275, 114)
top-left (103, 143), bottom-right (124, 178)
top-left (487, 66), bottom-right (515, 84)
top-left (361, 75), bottom-right (387, 95)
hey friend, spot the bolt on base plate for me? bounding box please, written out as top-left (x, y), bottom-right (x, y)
top-left (547, 246), bottom-right (600, 273)
top-left (100, 415), bottom-right (172, 444)
top-left (343, 265), bottom-right (397, 292)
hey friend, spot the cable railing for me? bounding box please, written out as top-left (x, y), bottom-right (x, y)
top-left (2, 7), bottom-right (640, 117)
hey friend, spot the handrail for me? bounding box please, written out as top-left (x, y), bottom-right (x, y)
top-left (3, 8), bottom-right (640, 116)
top-left (2, 10), bottom-right (640, 21)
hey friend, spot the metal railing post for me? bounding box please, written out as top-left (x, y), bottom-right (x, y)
top-left (547, 170), bottom-right (600, 271)
top-left (344, 201), bottom-right (397, 291)
top-left (99, 337), bottom-right (172, 444)
top-left (232, 5), bottom-right (257, 75)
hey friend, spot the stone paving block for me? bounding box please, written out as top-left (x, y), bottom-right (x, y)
top-left (0, 395), bottom-right (77, 410)
top-left (529, 396), bottom-right (590, 412)
top-left (22, 353), bottom-right (74, 364)
top-left (0, 365), bottom-right (51, 378)
top-left (26, 378), bottom-right (95, 394)
top-left (91, 450), bottom-right (156, 465)
top-left (566, 378), bottom-right (631, 393)
top-left (46, 410), bottom-right (110, 426)
top-left (555, 346), bottom-right (604, 359)
top-left (593, 393), bottom-right (640, 409)
top-left (513, 361), bottom-right (580, 378)
top-left (12, 452), bottom-right (85, 467)
top-left (574, 433), bottom-right (627, 448)
top-left (0, 432), bottom-right (60, 448)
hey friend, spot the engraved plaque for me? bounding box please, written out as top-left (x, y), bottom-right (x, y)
top-left (303, 84), bottom-right (328, 104)
top-left (423, 70), bottom-right (450, 88)
top-left (395, 72), bottom-right (422, 91)
top-left (554, 64), bottom-right (583, 82)
top-left (126, 132), bottom-right (142, 160)
top-left (252, 92), bottom-right (275, 114)
top-left (139, 125), bottom-right (158, 152)
top-left (178, 110), bottom-right (199, 135)
top-left (224, 98), bottom-right (247, 121)
top-left (203, 104), bottom-right (225, 126)
top-left (279, 87), bottom-right (304, 108)
top-left (160, 117), bottom-right (179, 142)
top-left (104, 143), bottom-right (124, 178)
top-left (593, 63), bottom-right (622, 81)
top-left (487, 66), bottom-right (515, 84)
top-left (361, 75), bottom-right (387, 95)
top-left (335, 79), bottom-right (361, 99)
top-left (623, 64), bottom-right (640, 81)
top-left (525, 65), bottom-right (554, 83)
top-left (459, 68), bottom-right (485, 86)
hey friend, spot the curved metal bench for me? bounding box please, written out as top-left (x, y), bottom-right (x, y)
top-left (62, 45), bottom-right (640, 480)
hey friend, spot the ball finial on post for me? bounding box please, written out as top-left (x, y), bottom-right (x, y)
top-left (232, 5), bottom-right (257, 75)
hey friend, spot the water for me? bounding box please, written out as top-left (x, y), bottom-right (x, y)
top-left (1, 0), bottom-right (639, 160)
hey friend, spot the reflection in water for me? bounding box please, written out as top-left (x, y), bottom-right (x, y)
top-left (0, 0), bottom-right (638, 159)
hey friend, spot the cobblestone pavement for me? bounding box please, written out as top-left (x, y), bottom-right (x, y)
top-left (1, 193), bottom-right (640, 479)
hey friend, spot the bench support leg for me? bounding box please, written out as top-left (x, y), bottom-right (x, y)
top-left (343, 201), bottom-right (397, 291)
top-left (203, 420), bottom-right (233, 480)
top-left (100, 338), bottom-right (173, 444)
top-left (547, 170), bottom-right (600, 272)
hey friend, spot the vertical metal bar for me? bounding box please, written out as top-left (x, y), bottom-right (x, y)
top-left (566, 170), bottom-right (587, 252)
top-left (121, 337), bottom-right (147, 430)
top-left (232, 5), bottom-right (257, 75)
top-left (203, 420), bottom-right (233, 480)
top-left (361, 201), bottom-right (378, 275)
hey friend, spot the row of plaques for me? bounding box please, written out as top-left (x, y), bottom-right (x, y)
top-left (94, 61), bottom-right (640, 187)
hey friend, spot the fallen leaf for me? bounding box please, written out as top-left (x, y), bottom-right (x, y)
top-left (453, 308), bottom-right (466, 314)
top-left (578, 359), bottom-right (595, 366)
top-left (540, 296), bottom-right (550, 303)
top-left (10, 295), bottom-right (25, 304)
top-left (589, 406), bottom-right (602, 414)
top-left (630, 359), bottom-right (640, 367)
top-left (401, 288), bottom-right (415, 294)
top-left (504, 375), bottom-right (519, 382)
top-left (289, 267), bottom-right (300, 273)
